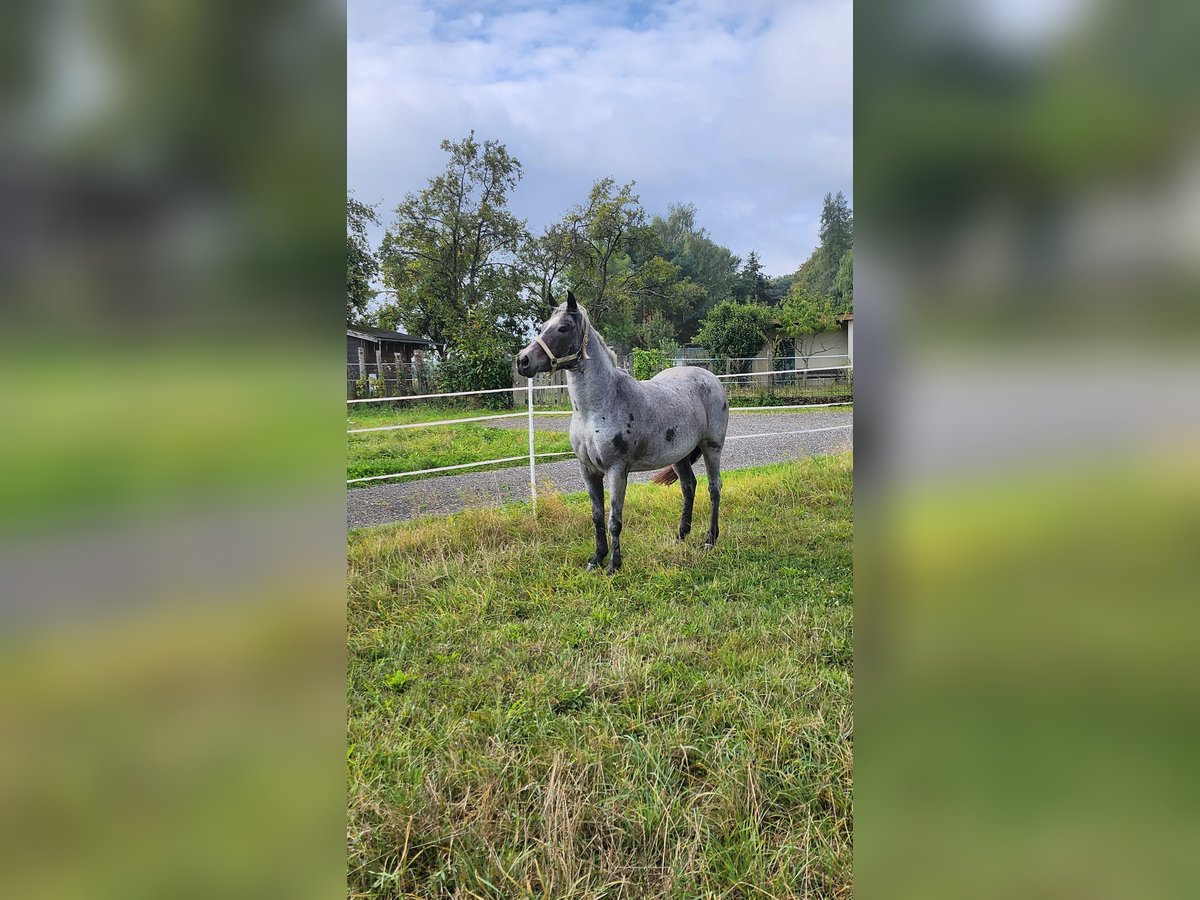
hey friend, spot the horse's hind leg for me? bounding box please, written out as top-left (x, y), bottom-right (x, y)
top-left (582, 467), bottom-right (608, 571)
top-left (700, 443), bottom-right (722, 549)
top-left (605, 466), bottom-right (629, 575)
top-left (673, 460), bottom-right (697, 540)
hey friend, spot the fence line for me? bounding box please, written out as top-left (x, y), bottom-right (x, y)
top-left (348, 409), bottom-right (571, 435)
top-left (711, 364), bottom-right (851, 380)
top-left (348, 381), bottom-right (571, 405)
top-left (725, 425), bottom-right (853, 441)
top-left (676, 353), bottom-right (850, 363)
top-left (347, 451), bottom-right (576, 485)
top-left (346, 427), bottom-right (852, 485)
top-left (729, 401), bottom-right (852, 412)
top-left (348, 369), bottom-right (851, 409)
top-left (347, 364), bottom-right (852, 494)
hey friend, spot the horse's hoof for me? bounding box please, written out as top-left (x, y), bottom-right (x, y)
top-left (703, 540), bottom-right (716, 550)
top-left (586, 561), bottom-right (601, 572)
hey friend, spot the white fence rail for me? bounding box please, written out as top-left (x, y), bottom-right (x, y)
top-left (347, 365), bottom-right (852, 497)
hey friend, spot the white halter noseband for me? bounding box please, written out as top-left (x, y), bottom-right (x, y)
top-left (533, 309), bottom-right (591, 371)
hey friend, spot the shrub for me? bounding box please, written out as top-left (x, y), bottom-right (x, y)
top-left (434, 349), bottom-right (514, 409)
top-left (433, 318), bottom-right (517, 409)
top-left (695, 301), bottom-right (772, 373)
top-left (632, 348), bottom-right (671, 380)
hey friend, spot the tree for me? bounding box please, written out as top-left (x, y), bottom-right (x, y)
top-left (347, 195), bottom-right (380, 324)
top-left (560, 178), bottom-right (646, 330)
top-left (648, 203), bottom-right (740, 339)
top-left (793, 191), bottom-right (853, 300)
top-left (733, 250), bottom-right (771, 305)
top-left (695, 301), bottom-right (773, 372)
top-left (781, 284), bottom-right (840, 368)
top-left (766, 273), bottom-right (794, 305)
top-left (378, 132), bottom-right (534, 351)
top-left (832, 248), bottom-right (853, 311)
top-left (633, 310), bottom-right (677, 355)
top-left (522, 220), bottom-right (576, 315)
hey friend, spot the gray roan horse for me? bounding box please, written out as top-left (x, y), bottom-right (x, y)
top-left (517, 291), bottom-right (728, 574)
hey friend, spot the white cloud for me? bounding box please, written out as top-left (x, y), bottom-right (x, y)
top-left (348, 0), bottom-right (852, 275)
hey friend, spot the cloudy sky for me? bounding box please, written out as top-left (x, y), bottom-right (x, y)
top-left (347, 0), bottom-right (851, 277)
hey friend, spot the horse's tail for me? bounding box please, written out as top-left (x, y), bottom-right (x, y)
top-left (651, 446), bottom-right (703, 486)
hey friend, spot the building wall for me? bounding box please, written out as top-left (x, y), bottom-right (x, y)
top-left (751, 325), bottom-right (850, 370)
top-left (790, 324), bottom-right (849, 367)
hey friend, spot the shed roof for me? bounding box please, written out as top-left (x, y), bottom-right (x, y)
top-left (347, 325), bottom-right (440, 346)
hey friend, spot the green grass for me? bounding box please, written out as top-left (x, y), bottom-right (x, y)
top-left (346, 400), bottom-right (851, 485)
top-left (348, 402), bottom-right (570, 430)
top-left (347, 455), bottom-right (854, 898)
top-left (348, 423), bottom-right (573, 484)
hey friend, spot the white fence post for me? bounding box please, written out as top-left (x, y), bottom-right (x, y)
top-left (527, 377), bottom-right (537, 510)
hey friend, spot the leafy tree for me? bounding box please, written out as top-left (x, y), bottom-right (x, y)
top-left (555, 178), bottom-right (645, 326)
top-left (433, 313), bottom-right (515, 408)
top-left (695, 301), bottom-right (773, 372)
top-left (347, 195), bottom-right (380, 324)
top-left (766, 273), bottom-right (795, 305)
top-left (632, 310), bottom-right (677, 354)
top-left (832, 248), bottom-right (853, 311)
top-left (733, 250), bottom-right (771, 305)
top-left (523, 220), bottom-right (575, 315)
top-left (378, 132), bottom-right (534, 351)
top-left (648, 203), bottom-right (740, 339)
top-left (794, 191), bottom-right (853, 300)
top-left (781, 284), bottom-right (840, 366)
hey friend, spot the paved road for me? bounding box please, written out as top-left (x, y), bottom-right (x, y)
top-left (347, 409), bottom-right (852, 530)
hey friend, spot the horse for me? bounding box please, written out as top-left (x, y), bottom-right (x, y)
top-left (516, 291), bottom-right (729, 574)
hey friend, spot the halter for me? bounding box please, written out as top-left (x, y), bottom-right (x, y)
top-left (533, 308), bottom-right (591, 371)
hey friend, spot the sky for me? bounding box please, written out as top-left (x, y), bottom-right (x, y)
top-left (347, 0), bottom-right (852, 277)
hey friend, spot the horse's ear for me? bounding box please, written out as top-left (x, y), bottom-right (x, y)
top-left (566, 290), bottom-right (578, 311)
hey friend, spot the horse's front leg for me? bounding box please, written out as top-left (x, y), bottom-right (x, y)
top-left (606, 466), bottom-right (629, 575)
top-left (582, 467), bottom-right (608, 570)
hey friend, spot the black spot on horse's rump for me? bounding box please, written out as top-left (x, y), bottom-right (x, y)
top-left (628, 413), bottom-right (635, 422)
top-left (665, 428), bottom-right (675, 442)
top-left (612, 433), bottom-right (629, 455)
top-left (722, 400), bottom-right (727, 411)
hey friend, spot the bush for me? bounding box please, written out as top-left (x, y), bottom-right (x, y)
top-left (695, 301), bottom-right (773, 373)
top-left (632, 348), bottom-right (671, 380)
top-left (434, 347), bottom-right (514, 410)
top-left (430, 315), bottom-right (518, 409)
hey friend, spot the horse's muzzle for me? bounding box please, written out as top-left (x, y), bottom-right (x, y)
top-left (516, 345), bottom-right (548, 377)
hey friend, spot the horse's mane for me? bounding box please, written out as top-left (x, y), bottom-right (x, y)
top-left (588, 323), bottom-right (620, 367)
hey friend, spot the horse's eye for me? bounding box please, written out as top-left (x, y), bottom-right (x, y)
top-left (557, 325), bottom-right (569, 333)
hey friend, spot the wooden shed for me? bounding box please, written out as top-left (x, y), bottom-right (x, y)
top-left (347, 325), bottom-right (441, 397)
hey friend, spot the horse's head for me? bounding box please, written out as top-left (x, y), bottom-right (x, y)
top-left (517, 290), bottom-right (591, 377)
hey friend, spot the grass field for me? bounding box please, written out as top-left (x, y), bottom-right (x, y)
top-left (346, 401), bottom-right (851, 486)
top-left (347, 455), bottom-right (854, 898)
